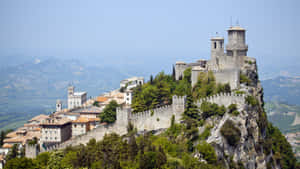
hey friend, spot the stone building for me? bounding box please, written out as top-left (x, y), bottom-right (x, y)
top-left (72, 117), bottom-right (90, 137)
top-left (120, 77), bottom-right (144, 90)
top-left (40, 117), bottom-right (72, 146)
top-left (175, 26), bottom-right (250, 90)
top-left (67, 86), bottom-right (87, 109)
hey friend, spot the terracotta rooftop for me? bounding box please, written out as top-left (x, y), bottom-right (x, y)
top-left (72, 106), bottom-right (103, 114)
top-left (96, 96), bottom-right (109, 102)
top-left (73, 117), bottom-right (89, 123)
top-left (28, 114), bottom-right (49, 122)
top-left (40, 117), bottom-right (71, 126)
top-left (6, 131), bottom-right (17, 138)
top-left (3, 130), bottom-right (41, 145)
top-left (2, 143), bottom-right (13, 148)
top-left (88, 117), bottom-right (100, 122)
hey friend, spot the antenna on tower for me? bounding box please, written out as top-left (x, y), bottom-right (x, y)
top-left (230, 16), bottom-right (232, 27)
top-left (236, 19), bottom-right (239, 26)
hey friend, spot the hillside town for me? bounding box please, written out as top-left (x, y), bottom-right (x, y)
top-left (0, 76), bottom-right (144, 168)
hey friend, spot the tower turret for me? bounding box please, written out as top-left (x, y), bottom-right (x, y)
top-left (226, 26), bottom-right (248, 67)
top-left (210, 36), bottom-right (225, 66)
top-left (226, 26), bottom-right (248, 57)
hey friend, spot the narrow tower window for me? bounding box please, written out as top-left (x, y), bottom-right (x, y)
top-left (214, 42), bottom-right (217, 49)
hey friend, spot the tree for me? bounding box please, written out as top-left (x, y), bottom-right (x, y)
top-left (35, 152), bottom-right (50, 168)
top-left (172, 65), bottom-right (176, 81)
top-left (6, 144), bottom-right (19, 161)
top-left (128, 134), bottom-right (138, 161)
top-left (184, 94), bottom-right (200, 120)
top-left (99, 100), bottom-right (119, 123)
top-left (4, 157), bottom-right (37, 169)
top-left (0, 131), bottom-right (4, 146)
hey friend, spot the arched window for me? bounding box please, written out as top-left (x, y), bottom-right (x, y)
top-left (214, 42), bottom-right (217, 49)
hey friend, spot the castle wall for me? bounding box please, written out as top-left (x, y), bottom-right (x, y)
top-left (25, 144), bottom-right (39, 158)
top-left (195, 92), bottom-right (245, 110)
top-left (192, 69), bottom-right (240, 90)
top-left (42, 96), bottom-right (186, 152)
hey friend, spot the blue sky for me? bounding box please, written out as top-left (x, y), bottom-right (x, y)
top-left (0, 0), bottom-right (299, 69)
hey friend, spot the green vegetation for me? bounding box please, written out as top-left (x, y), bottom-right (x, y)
top-left (235, 90), bottom-right (245, 95)
top-left (196, 142), bottom-right (217, 164)
top-left (4, 129), bottom-right (225, 169)
top-left (192, 71), bottom-right (230, 100)
top-left (240, 74), bottom-right (251, 85)
top-left (200, 101), bottom-right (227, 119)
top-left (228, 104), bottom-right (239, 116)
top-left (6, 144), bottom-right (19, 161)
top-left (246, 95), bottom-right (259, 107)
top-left (132, 70), bottom-right (230, 113)
top-left (220, 120), bottom-right (241, 147)
top-left (0, 129), bottom-right (13, 146)
top-left (262, 123), bottom-right (298, 169)
top-left (99, 100), bottom-right (119, 123)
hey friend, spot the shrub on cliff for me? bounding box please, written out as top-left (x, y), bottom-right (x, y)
top-left (200, 101), bottom-right (226, 119)
top-left (196, 142), bottom-right (217, 164)
top-left (220, 120), bottom-right (241, 147)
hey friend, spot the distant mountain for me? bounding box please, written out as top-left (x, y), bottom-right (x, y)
top-left (0, 58), bottom-right (129, 130)
top-left (262, 76), bottom-right (300, 106)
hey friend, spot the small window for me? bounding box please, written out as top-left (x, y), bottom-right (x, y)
top-left (45, 137), bottom-right (48, 140)
top-left (55, 137), bottom-right (57, 140)
top-left (220, 42), bottom-right (223, 48)
top-left (74, 124), bottom-right (77, 128)
top-left (214, 42), bottom-right (217, 49)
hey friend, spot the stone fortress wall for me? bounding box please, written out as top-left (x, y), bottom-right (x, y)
top-left (40, 93), bottom-right (246, 153)
top-left (195, 92), bottom-right (246, 110)
top-left (41, 96), bottom-right (186, 152)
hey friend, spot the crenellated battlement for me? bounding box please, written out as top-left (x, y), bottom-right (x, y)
top-left (195, 92), bottom-right (246, 109)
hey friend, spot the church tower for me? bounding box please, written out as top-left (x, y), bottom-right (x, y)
top-left (68, 86), bottom-right (74, 97)
top-left (226, 26), bottom-right (248, 67)
top-left (56, 100), bottom-right (62, 112)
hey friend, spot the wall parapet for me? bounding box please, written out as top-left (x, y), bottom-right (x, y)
top-left (195, 92), bottom-right (246, 108)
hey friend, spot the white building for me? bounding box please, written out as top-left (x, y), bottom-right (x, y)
top-left (67, 86), bottom-right (87, 109)
top-left (120, 77), bottom-right (144, 90)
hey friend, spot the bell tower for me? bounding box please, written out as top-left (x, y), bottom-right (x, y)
top-left (56, 100), bottom-right (62, 112)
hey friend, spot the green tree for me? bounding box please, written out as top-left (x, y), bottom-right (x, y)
top-left (184, 94), bottom-right (200, 120)
top-left (35, 152), bottom-right (50, 168)
top-left (99, 100), bottom-right (119, 123)
top-left (4, 157), bottom-right (37, 169)
top-left (6, 144), bottom-right (19, 161)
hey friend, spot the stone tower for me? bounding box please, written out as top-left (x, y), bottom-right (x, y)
top-left (226, 26), bottom-right (248, 67)
top-left (68, 86), bottom-right (74, 97)
top-left (56, 99), bottom-right (62, 112)
top-left (210, 36), bottom-right (225, 68)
